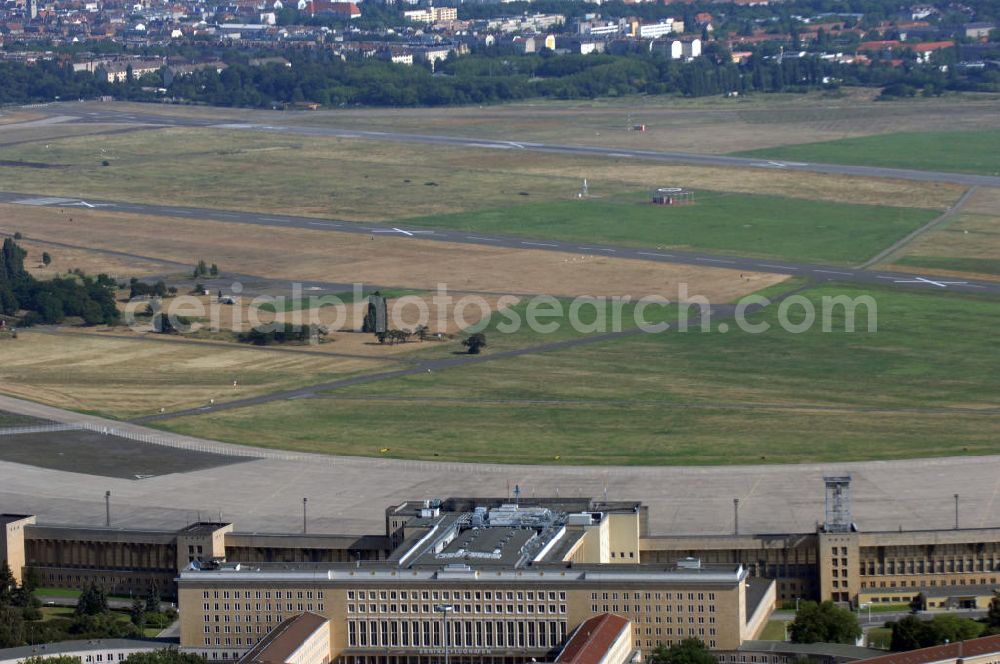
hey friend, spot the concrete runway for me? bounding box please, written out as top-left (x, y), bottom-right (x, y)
top-left (2, 191), bottom-right (998, 297)
top-left (0, 395), bottom-right (998, 537)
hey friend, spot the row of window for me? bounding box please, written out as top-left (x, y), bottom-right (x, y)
top-left (346, 619), bottom-right (567, 649)
top-left (592, 607), bottom-right (716, 625)
top-left (589, 604), bottom-right (715, 615)
top-left (635, 626), bottom-right (717, 637)
top-left (859, 560), bottom-right (1000, 575)
top-left (641, 634), bottom-right (717, 649)
top-left (348, 603), bottom-right (566, 616)
top-left (348, 590), bottom-right (566, 602)
top-left (83, 653), bottom-right (129, 662)
top-left (202, 590), bottom-right (324, 600)
top-left (203, 603), bottom-right (323, 613)
top-left (590, 592), bottom-right (715, 601)
top-left (860, 577), bottom-right (999, 589)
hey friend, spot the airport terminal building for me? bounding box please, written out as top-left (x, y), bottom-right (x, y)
top-left (174, 499), bottom-right (775, 662)
top-left (4, 478), bottom-right (1000, 661)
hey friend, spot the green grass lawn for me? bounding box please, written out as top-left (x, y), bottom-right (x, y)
top-left (892, 256), bottom-right (1000, 276)
top-left (759, 620), bottom-right (790, 641)
top-left (398, 191), bottom-right (938, 265)
top-left (866, 627), bottom-right (893, 650)
top-left (157, 284), bottom-right (1000, 465)
top-left (737, 130), bottom-right (1000, 176)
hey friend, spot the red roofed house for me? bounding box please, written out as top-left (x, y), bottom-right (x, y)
top-left (556, 614), bottom-right (637, 664)
top-left (858, 39), bottom-right (900, 52)
top-left (308, 0), bottom-right (359, 18)
top-left (911, 40), bottom-right (954, 61)
top-left (852, 634), bottom-right (1000, 664)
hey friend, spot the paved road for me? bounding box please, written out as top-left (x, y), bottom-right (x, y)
top-left (3, 191), bottom-right (998, 296)
top-left (49, 103), bottom-right (1000, 188)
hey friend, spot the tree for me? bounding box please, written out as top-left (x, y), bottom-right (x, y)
top-left (123, 650), bottom-right (207, 664)
top-left (130, 597), bottom-right (146, 628)
top-left (648, 638), bottom-right (717, 664)
top-left (0, 563), bottom-right (15, 606)
top-left (75, 583), bottom-right (109, 616)
top-left (789, 601), bottom-right (861, 645)
top-left (21, 567), bottom-right (40, 594)
top-left (0, 605), bottom-right (24, 648)
top-left (462, 332), bottom-right (487, 354)
top-left (890, 614), bottom-right (985, 651)
top-left (193, 260), bottom-right (208, 278)
top-left (144, 584), bottom-right (161, 614)
top-left (988, 590), bottom-right (1000, 630)
top-left (209, 264), bottom-right (219, 277)
top-left (41, 252), bottom-right (51, 266)
top-left (21, 657), bottom-right (83, 664)
top-left (909, 592), bottom-right (926, 613)
top-left (890, 615), bottom-right (926, 651)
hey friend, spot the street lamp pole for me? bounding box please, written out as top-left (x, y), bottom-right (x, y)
top-left (434, 604), bottom-right (453, 664)
top-left (954, 494), bottom-right (959, 530)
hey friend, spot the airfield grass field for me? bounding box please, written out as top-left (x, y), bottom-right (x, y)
top-left (883, 188), bottom-right (1000, 280)
top-left (0, 204), bottom-right (780, 300)
top-left (0, 126), bottom-right (963, 221)
top-left (738, 129), bottom-right (1000, 176)
top-left (157, 284), bottom-right (1000, 465)
top-left (0, 331), bottom-right (401, 419)
top-left (400, 192), bottom-right (939, 265)
top-left (1, 100), bottom-right (999, 467)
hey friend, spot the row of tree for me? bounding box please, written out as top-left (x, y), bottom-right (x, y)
top-left (2, 46), bottom-right (998, 109)
top-left (0, 238), bottom-right (119, 326)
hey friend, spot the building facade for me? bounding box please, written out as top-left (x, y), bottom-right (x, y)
top-left (3, 478), bottom-right (1000, 614)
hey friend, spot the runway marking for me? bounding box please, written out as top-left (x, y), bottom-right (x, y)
top-left (260, 217), bottom-right (289, 223)
top-left (371, 227), bottom-right (434, 236)
top-left (466, 236), bottom-right (499, 242)
top-left (893, 276), bottom-right (967, 288)
top-left (12, 196), bottom-right (77, 206)
top-left (63, 200), bottom-right (114, 208)
top-left (637, 252), bottom-right (676, 258)
top-left (758, 263), bottom-right (799, 271)
top-left (813, 269), bottom-right (854, 276)
top-left (696, 257), bottom-right (736, 264)
top-left (522, 241), bottom-right (559, 247)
